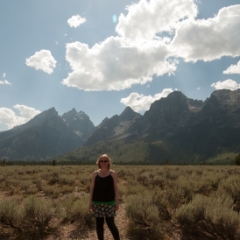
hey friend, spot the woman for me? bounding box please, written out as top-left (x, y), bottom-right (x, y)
top-left (89, 154), bottom-right (120, 240)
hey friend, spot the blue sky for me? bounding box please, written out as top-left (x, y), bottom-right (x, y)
top-left (0, 0), bottom-right (240, 131)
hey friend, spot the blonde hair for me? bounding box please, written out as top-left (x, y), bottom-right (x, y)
top-left (96, 154), bottom-right (112, 169)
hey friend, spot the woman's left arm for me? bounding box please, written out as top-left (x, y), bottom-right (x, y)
top-left (112, 171), bottom-right (119, 211)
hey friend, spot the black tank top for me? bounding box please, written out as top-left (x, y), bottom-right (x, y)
top-left (92, 171), bottom-right (115, 202)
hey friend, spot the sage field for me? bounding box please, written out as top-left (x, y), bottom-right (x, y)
top-left (0, 165), bottom-right (240, 240)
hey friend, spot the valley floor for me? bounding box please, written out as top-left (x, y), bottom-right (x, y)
top-left (0, 165), bottom-right (240, 239)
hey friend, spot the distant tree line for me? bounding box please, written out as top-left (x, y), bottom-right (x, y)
top-left (0, 159), bottom-right (95, 166)
top-left (1, 156), bottom-right (239, 166)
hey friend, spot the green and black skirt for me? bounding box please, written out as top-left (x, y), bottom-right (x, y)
top-left (91, 201), bottom-right (116, 218)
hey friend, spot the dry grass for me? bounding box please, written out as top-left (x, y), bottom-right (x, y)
top-left (0, 165), bottom-right (240, 239)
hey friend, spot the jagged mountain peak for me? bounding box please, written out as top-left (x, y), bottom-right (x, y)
top-left (62, 108), bottom-right (77, 119)
top-left (48, 107), bottom-right (57, 112)
top-left (2, 89), bottom-right (240, 162)
top-left (62, 109), bottom-right (95, 141)
top-left (0, 107), bottom-right (84, 161)
top-left (164, 91), bottom-right (188, 104)
top-left (119, 106), bottom-right (142, 122)
top-left (19, 107), bottom-right (58, 128)
top-left (84, 108), bottom-right (141, 146)
top-left (69, 108), bottom-right (77, 114)
top-left (76, 111), bottom-right (90, 120)
top-left (211, 89), bottom-right (240, 108)
top-left (0, 107), bottom-right (59, 142)
top-left (98, 117), bottom-right (109, 128)
top-left (62, 109), bottom-right (91, 122)
top-left (168, 90), bottom-right (186, 99)
top-left (146, 91), bottom-right (189, 117)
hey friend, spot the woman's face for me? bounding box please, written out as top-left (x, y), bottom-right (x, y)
top-left (99, 157), bottom-right (109, 169)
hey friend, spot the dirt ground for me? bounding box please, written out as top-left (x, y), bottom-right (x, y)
top-left (0, 179), bottom-right (183, 240)
top-left (45, 203), bottom-right (129, 240)
top-left (45, 179), bottom-right (130, 240)
top-left (83, 203), bottom-right (129, 240)
top-left (45, 202), bottom-right (183, 240)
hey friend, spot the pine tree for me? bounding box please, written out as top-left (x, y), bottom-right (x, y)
top-left (52, 159), bottom-right (57, 166)
top-left (1, 158), bottom-right (6, 166)
top-left (234, 153), bottom-right (240, 165)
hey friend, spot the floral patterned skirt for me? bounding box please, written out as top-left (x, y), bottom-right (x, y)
top-left (91, 203), bottom-right (116, 218)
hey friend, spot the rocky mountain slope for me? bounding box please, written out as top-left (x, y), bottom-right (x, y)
top-left (84, 106), bottom-right (141, 146)
top-left (1, 89), bottom-right (239, 163)
top-left (0, 108), bottom-right (94, 161)
top-left (62, 108), bottom-right (95, 141)
top-left (61, 89), bottom-right (240, 163)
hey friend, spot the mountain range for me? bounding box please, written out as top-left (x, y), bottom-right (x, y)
top-left (0, 89), bottom-right (240, 163)
top-left (0, 108), bottom-right (94, 161)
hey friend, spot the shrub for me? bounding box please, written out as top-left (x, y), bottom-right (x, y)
top-left (21, 180), bottom-right (32, 191)
top-left (57, 194), bottom-right (93, 227)
top-left (219, 175), bottom-right (240, 200)
top-left (0, 195), bottom-right (54, 236)
top-left (0, 199), bottom-right (23, 232)
top-left (125, 181), bottom-right (146, 195)
top-left (175, 194), bottom-right (206, 226)
top-left (151, 175), bottom-right (164, 188)
top-left (5, 178), bottom-right (19, 194)
top-left (42, 184), bottom-right (61, 198)
top-left (56, 194), bottom-right (77, 219)
top-left (23, 195), bottom-right (54, 230)
top-left (176, 194), bottom-right (240, 239)
top-left (58, 174), bottom-right (76, 185)
top-left (151, 190), bottom-right (170, 220)
top-left (0, 174), bottom-right (5, 183)
top-left (167, 186), bottom-right (186, 208)
top-left (204, 195), bottom-right (240, 239)
top-left (25, 184), bottom-right (39, 194)
top-left (48, 172), bottom-right (59, 185)
top-left (61, 184), bottom-right (74, 194)
top-left (69, 197), bottom-right (93, 227)
top-left (126, 192), bottom-right (162, 239)
top-left (34, 179), bottom-right (43, 191)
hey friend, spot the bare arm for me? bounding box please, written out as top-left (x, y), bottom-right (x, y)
top-left (89, 171), bottom-right (96, 211)
top-left (111, 171), bottom-right (119, 211)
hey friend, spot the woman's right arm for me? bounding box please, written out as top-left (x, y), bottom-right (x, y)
top-left (89, 171), bottom-right (96, 211)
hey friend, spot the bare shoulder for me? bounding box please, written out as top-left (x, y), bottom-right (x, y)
top-left (91, 170), bottom-right (98, 178)
top-left (110, 170), bottom-right (117, 177)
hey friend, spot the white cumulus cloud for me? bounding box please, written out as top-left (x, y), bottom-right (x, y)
top-left (62, 1), bottom-right (240, 92)
top-left (120, 88), bottom-right (173, 112)
top-left (223, 60), bottom-right (240, 74)
top-left (26, 50), bottom-right (57, 74)
top-left (3, 73), bottom-right (6, 78)
top-left (62, 0), bottom-right (200, 91)
top-left (0, 80), bottom-right (12, 85)
top-left (62, 38), bottom-right (176, 91)
top-left (0, 105), bottom-right (41, 129)
top-left (67, 15), bottom-right (86, 28)
top-left (171, 5), bottom-right (240, 62)
top-left (211, 79), bottom-right (240, 91)
top-left (116, 0), bottom-right (198, 44)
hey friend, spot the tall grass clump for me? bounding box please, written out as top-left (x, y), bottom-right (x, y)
top-left (204, 195), bottom-right (240, 240)
top-left (56, 194), bottom-right (94, 228)
top-left (126, 191), bottom-right (163, 240)
top-left (23, 195), bottom-right (54, 230)
top-left (0, 199), bottom-right (23, 232)
top-left (175, 194), bottom-right (206, 226)
top-left (0, 195), bottom-right (54, 238)
top-left (176, 194), bottom-right (240, 239)
top-left (219, 175), bottom-right (240, 200)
